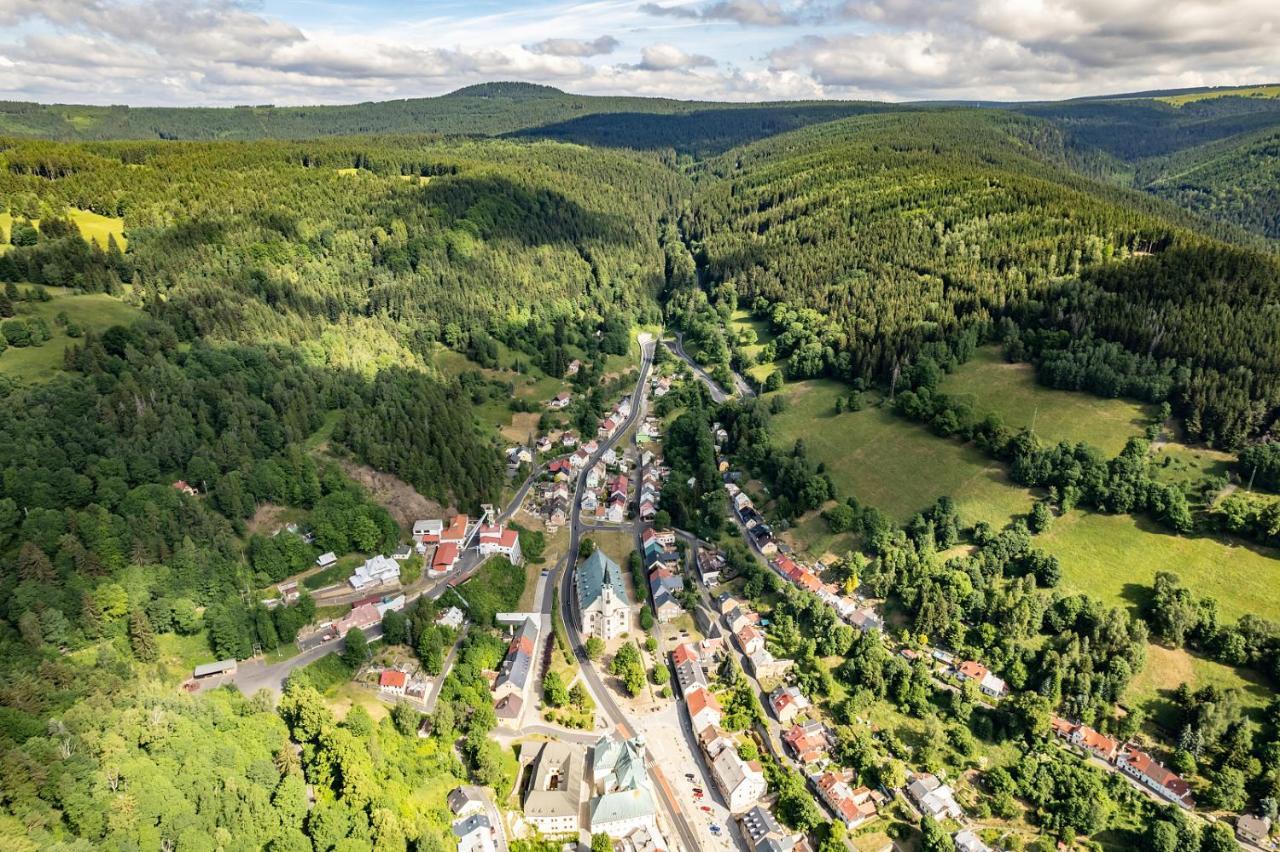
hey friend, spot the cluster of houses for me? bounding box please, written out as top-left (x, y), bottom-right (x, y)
top-left (671, 640), bottom-right (770, 814)
top-left (377, 667), bottom-right (430, 702)
top-left (720, 595), bottom-right (791, 681)
top-left (448, 788), bottom-right (499, 852)
top-left (411, 513), bottom-right (522, 577)
top-left (905, 649), bottom-right (1009, 699)
top-left (739, 805), bottom-right (809, 852)
top-left (726, 482), bottom-right (777, 556)
top-left (642, 528), bottom-right (685, 623)
top-left (768, 551), bottom-right (885, 636)
top-left (1050, 717), bottom-right (1195, 809)
top-left (517, 733), bottom-right (666, 847)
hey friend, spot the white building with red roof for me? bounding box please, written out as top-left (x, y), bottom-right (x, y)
top-left (379, 670), bottom-right (407, 696)
top-left (1117, 744), bottom-right (1194, 808)
top-left (478, 525), bottom-right (523, 564)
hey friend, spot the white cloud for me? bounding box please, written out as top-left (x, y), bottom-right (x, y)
top-left (527, 35), bottom-right (620, 57)
top-left (637, 44), bottom-right (718, 70)
top-left (640, 0), bottom-right (803, 26)
top-left (0, 0), bottom-right (1276, 105)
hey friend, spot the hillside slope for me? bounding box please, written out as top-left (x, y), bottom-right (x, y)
top-left (685, 109), bottom-right (1280, 445)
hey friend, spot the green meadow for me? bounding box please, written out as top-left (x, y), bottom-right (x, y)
top-left (1, 288), bottom-right (143, 382)
top-left (769, 379), bottom-right (1034, 526)
top-left (940, 348), bottom-right (1153, 456)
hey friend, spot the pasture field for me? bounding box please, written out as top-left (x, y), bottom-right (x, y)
top-left (0, 289), bottom-right (143, 382)
top-left (1126, 643), bottom-right (1271, 732)
top-left (0, 208), bottom-right (127, 252)
top-left (1037, 510), bottom-right (1280, 622)
top-left (1149, 442), bottom-right (1235, 490)
top-left (1156, 84), bottom-right (1280, 106)
top-left (940, 348), bottom-right (1153, 456)
top-left (769, 379), bottom-right (1034, 526)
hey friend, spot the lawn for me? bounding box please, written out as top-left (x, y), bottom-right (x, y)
top-left (940, 348), bottom-right (1153, 456)
top-left (1037, 510), bottom-right (1280, 622)
top-left (0, 290), bottom-right (143, 382)
top-left (303, 553), bottom-right (366, 590)
top-left (769, 379), bottom-right (1034, 527)
top-left (778, 503), bottom-right (859, 561)
top-left (1126, 643), bottom-right (1271, 732)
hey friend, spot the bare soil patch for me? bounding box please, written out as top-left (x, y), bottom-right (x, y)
top-left (333, 458), bottom-right (451, 531)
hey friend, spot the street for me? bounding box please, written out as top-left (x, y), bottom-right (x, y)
top-left (667, 332), bottom-right (755, 402)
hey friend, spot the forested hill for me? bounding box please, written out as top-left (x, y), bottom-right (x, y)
top-left (0, 84), bottom-right (900, 156)
top-left (683, 109), bottom-right (1280, 447)
top-left (0, 135), bottom-right (688, 370)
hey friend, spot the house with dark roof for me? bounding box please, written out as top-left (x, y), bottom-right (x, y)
top-left (521, 740), bottom-right (584, 836)
top-left (493, 617), bottom-right (538, 706)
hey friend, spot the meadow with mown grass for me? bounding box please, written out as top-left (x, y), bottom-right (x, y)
top-left (768, 379), bottom-right (1034, 527)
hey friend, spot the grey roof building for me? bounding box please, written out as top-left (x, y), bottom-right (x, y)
top-left (577, 550), bottom-right (630, 640)
top-left (521, 741), bottom-right (585, 836)
top-left (494, 616), bottom-right (538, 700)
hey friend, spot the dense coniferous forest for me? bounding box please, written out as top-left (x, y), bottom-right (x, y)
top-left (3, 82), bottom-right (1280, 849)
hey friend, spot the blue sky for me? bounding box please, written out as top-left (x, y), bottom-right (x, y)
top-left (0, 0), bottom-right (1277, 106)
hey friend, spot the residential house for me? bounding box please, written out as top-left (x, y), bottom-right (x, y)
top-left (567, 359), bottom-right (581, 376)
top-left (316, 551), bottom-right (338, 568)
top-left (448, 787), bottom-right (487, 819)
top-left (697, 549), bottom-right (726, 585)
top-left (748, 524), bottom-right (777, 555)
top-left (736, 624), bottom-right (766, 657)
top-left (617, 825), bottom-right (667, 852)
top-left (589, 735), bottom-right (658, 838)
top-left (740, 806), bottom-right (803, 852)
top-left (586, 462), bottom-right (606, 489)
top-left (493, 617), bottom-right (538, 705)
top-left (452, 814), bottom-right (496, 852)
top-left (507, 446), bottom-right (533, 465)
top-left (847, 607), bottom-right (884, 633)
top-left (638, 498), bottom-right (657, 522)
top-left (336, 603), bottom-right (380, 638)
top-left (726, 605), bottom-right (760, 635)
top-left (906, 773), bottom-right (963, 821)
top-left (577, 550), bottom-right (630, 640)
top-left (1117, 744), bottom-right (1195, 808)
top-left (582, 439), bottom-right (599, 454)
top-left (392, 544), bottom-right (413, 561)
top-left (710, 748), bottom-right (768, 813)
top-left (746, 649), bottom-right (791, 681)
top-left (602, 447), bottom-right (618, 466)
top-left (606, 497), bottom-right (627, 524)
top-left (954, 830), bottom-right (992, 852)
top-left (520, 741), bottom-right (585, 836)
top-left (478, 525), bottom-right (523, 564)
top-left (349, 554), bottom-right (401, 590)
top-left (379, 670), bottom-right (408, 696)
top-left (769, 686), bottom-right (810, 725)
top-left (652, 588), bottom-right (683, 623)
top-left (1050, 717), bottom-right (1119, 761)
top-left (675, 659), bottom-right (709, 696)
top-left (536, 435), bottom-right (553, 454)
top-left (547, 500), bottom-right (568, 528)
top-left (550, 458), bottom-right (574, 476)
top-left (686, 686), bottom-right (722, 732)
top-left (436, 606), bottom-right (466, 631)
top-left (561, 431), bottom-right (579, 448)
top-left (1237, 814), bottom-right (1273, 846)
top-left (598, 417), bottom-right (618, 439)
top-left (581, 491), bottom-right (600, 512)
top-left (173, 480), bottom-right (198, 496)
top-left (817, 773), bottom-right (881, 830)
top-left (782, 722), bottom-right (830, 767)
top-left (549, 390), bottom-right (572, 410)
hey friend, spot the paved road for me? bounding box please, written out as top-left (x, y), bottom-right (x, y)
top-left (422, 628), bottom-right (467, 714)
top-left (668, 332), bottom-right (755, 402)
top-left (495, 723), bottom-right (601, 746)
top-left (229, 463), bottom-right (546, 695)
top-left (554, 337), bottom-right (703, 852)
top-left (458, 785), bottom-right (510, 852)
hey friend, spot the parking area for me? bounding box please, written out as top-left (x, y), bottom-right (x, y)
top-left (637, 701), bottom-right (745, 852)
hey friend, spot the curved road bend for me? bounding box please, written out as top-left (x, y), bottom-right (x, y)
top-left (667, 332), bottom-right (756, 403)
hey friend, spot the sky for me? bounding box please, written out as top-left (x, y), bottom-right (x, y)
top-left (0, 0), bottom-right (1277, 106)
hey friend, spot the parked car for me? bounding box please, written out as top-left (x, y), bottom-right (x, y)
top-left (700, 805), bottom-right (712, 813)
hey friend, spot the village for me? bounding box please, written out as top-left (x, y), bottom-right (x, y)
top-left (185, 335), bottom-right (1268, 852)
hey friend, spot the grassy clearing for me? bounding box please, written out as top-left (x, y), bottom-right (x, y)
top-left (769, 379), bottom-right (1034, 526)
top-left (1126, 643), bottom-right (1271, 732)
top-left (940, 348), bottom-right (1153, 456)
top-left (0, 208), bottom-right (127, 253)
top-left (429, 342), bottom-right (568, 435)
top-left (157, 631), bottom-right (214, 682)
top-left (1149, 442), bottom-right (1234, 490)
top-left (303, 553), bottom-right (365, 590)
top-left (1156, 84), bottom-right (1280, 106)
top-left (1037, 510), bottom-right (1280, 622)
top-left (0, 290), bottom-right (143, 382)
top-left (728, 308), bottom-right (779, 384)
top-left (778, 503), bottom-right (859, 561)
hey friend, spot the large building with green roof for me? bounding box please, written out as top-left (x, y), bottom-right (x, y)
top-left (588, 734), bottom-right (658, 838)
top-left (576, 549), bottom-right (630, 640)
